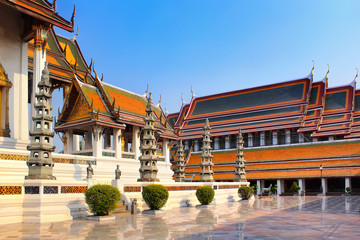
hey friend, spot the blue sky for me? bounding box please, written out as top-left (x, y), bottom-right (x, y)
top-left (55, 0), bottom-right (360, 113)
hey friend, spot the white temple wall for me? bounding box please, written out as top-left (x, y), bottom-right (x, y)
top-left (0, 6), bottom-right (29, 149)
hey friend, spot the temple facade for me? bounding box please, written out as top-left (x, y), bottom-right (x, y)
top-left (168, 69), bottom-right (360, 195)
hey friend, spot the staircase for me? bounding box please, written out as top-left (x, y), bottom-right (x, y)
top-left (111, 200), bottom-right (130, 214)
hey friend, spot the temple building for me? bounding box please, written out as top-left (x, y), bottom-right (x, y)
top-left (168, 69), bottom-right (360, 195)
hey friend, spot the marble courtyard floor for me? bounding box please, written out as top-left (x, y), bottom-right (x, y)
top-left (1, 196), bottom-right (360, 239)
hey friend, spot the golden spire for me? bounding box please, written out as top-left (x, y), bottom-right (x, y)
top-left (355, 68), bottom-right (358, 83)
top-left (71, 5), bottom-right (76, 28)
top-left (311, 60), bottom-right (315, 79)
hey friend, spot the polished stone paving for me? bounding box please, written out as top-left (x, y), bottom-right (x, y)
top-left (1, 196), bottom-right (360, 239)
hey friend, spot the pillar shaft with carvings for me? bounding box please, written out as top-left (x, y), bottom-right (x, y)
top-left (175, 140), bottom-right (186, 182)
top-left (138, 93), bottom-right (159, 182)
top-left (26, 63), bottom-right (56, 179)
top-left (235, 129), bottom-right (246, 182)
top-left (200, 119), bottom-right (214, 182)
top-left (0, 63), bottom-right (12, 137)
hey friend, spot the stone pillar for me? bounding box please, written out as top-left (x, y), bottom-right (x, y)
top-left (104, 129), bottom-right (111, 149)
top-left (234, 129), bottom-right (246, 182)
top-left (214, 137), bottom-right (220, 150)
top-left (272, 131), bottom-right (278, 145)
top-left (163, 138), bottom-right (170, 164)
top-left (345, 177), bottom-right (351, 190)
top-left (194, 139), bottom-right (200, 152)
top-left (225, 136), bottom-right (230, 149)
top-left (92, 125), bottom-right (103, 158)
top-left (26, 63), bottom-right (55, 179)
top-left (175, 140), bottom-right (186, 182)
top-left (285, 129), bottom-right (291, 144)
top-left (138, 93), bottom-right (159, 182)
top-left (248, 133), bottom-right (253, 147)
top-left (299, 133), bottom-right (304, 143)
top-left (132, 126), bottom-right (141, 160)
top-left (298, 179), bottom-right (305, 194)
top-left (313, 138), bottom-right (318, 142)
top-left (64, 130), bottom-right (73, 154)
top-left (113, 128), bottom-right (122, 159)
top-left (321, 178), bottom-right (327, 194)
top-left (260, 132), bottom-right (265, 146)
top-left (73, 134), bottom-right (80, 152)
top-left (277, 179), bottom-right (283, 195)
top-left (31, 25), bottom-right (47, 131)
top-left (184, 140), bottom-right (189, 150)
top-left (200, 119), bottom-right (214, 182)
top-left (256, 180), bottom-right (261, 195)
top-left (328, 136), bottom-right (334, 141)
top-left (85, 130), bottom-right (92, 150)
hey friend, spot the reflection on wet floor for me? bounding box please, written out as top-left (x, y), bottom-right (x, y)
top-left (1, 196), bottom-right (360, 239)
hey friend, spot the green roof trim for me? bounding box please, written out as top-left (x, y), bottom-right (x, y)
top-left (191, 82), bottom-right (305, 116)
top-left (187, 106), bottom-right (302, 126)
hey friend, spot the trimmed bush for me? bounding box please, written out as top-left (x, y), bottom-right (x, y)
top-left (196, 186), bottom-right (215, 205)
top-left (238, 186), bottom-right (254, 200)
top-left (85, 184), bottom-right (121, 216)
top-left (251, 184), bottom-right (258, 194)
top-left (271, 184), bottom-right (278, 194)
top-left (290, 182), bottom-right (301, 193)
top-left (142, 184), bottom-right (169, 210)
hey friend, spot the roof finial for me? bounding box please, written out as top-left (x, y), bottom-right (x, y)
top-left (101, 73), bottom-right (104, 82)
top-left (190, 85), bottom-right (195, 97)
top-left (93, 63), bottom-right (99, 80)
top-left (311, 60), bottom-right (315, 77)
top-left (164, 104), bottom-right (168, 115)
top-left (52, 0), bottom-right (57, 11)
top-left (72, 26), bottom-right (79, 41)
top-left (157, 95), bottom-right (162, 105)
top-left (326, 64), bottom-right (330, 79)
top-left (144, 84), bottom-right (149, 94)
top-left (71, 5), bottom-right (76, 28)
top-left (181, 93), bottom-right (184, 104)
top-left (355, 68), bottom-right (358, 83)
top-left (89, 58), bottom-right (93, 72)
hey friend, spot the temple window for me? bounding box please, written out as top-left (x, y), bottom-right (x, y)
top-left (34, 152), bottom-right (39, 158)
top-left (243, 133), bottom-right (248, 147)
top-left (265, 131), bottom-right (273, 146)
top-left (35, 137), bottom-right (40, 142)
top-left (44, 152), bottom-right (49, 158)
top-left (36, 122), bottom-right (41, 128)
top-left (334, 135), bottom-right (344, 140)
top-left (44, 122), bottom-right (49, 129)
top-left (230, 135), bottom-right (237, 148)
top-left (38, 109), bottom-right (42, 114)
top-left (318, 136), bottom-right (329, 142)
top-left (45, 137), bottom-right (49, 143)
top-left (290, 129), bottom-right (299, 143)
top-left (219, 136), bottom-right (225, 149)
top-left (253, 132), bottom-right (260, 147)
top-left (45, 109), bottom-right (48, 115)
top-left (277, 130), bottom-right (286, 145)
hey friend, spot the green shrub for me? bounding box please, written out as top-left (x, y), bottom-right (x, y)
top-left (196, 186), bottom-right (215, 205)
top-left (346, 187), bottom-right (352, 194)
top-left (142, 184), bottom-right (169, 210)
top-left (251, 184), bottom-right (258, 194)
top-left (238, 186), bottom-right (254, 200)
top-left (85, 184), bottom-right (121, 216)
top-left (271, 184), bottom-right (278, 194)
top-left (290, 182), bottom-right (301, 193)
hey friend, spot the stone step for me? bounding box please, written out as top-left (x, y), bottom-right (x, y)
top-left (112, 200), bottom-right (130, 214)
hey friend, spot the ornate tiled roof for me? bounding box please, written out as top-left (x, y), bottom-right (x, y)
top-left (177, 77), bottom-right (312, 139)
top-left (2, 0), bottom-right (74, 32)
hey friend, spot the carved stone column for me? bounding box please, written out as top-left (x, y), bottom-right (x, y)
top-left (92, 125), bottom-right (103, 158)
top-left (260, 132), bottom-right (265, 146)
top-left (194, 139), bottom-right (200, 152)
top-left (113, 128), bottom-right (122, 159)
top-left (138, 93), bottom-right (159, 182)
top-left (26, 63), bottom-right (55, 179)
top-left (200, 119), bottom-right (214, 182)
top-left (234, 129), bottom-right (246, 182)
top-left (175, 140), bottom-right (186, 182)
top-left (285, 129), bottom-right (291, 144)
top-left (214, 137), bottom-right (220, 150)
